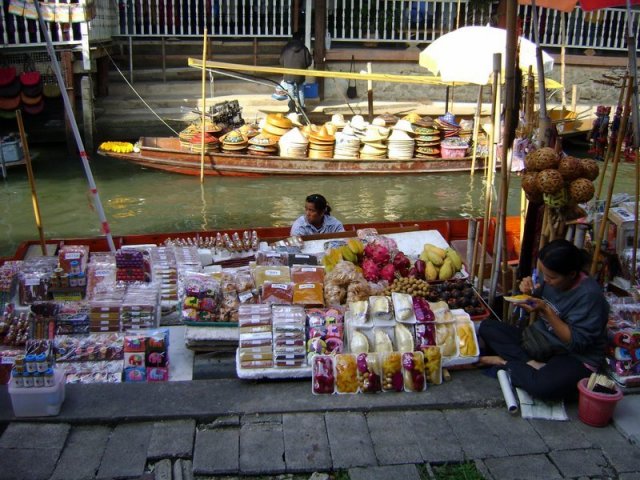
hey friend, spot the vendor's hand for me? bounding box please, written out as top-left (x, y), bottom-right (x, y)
top-left (519, 276), bottom-right (535, 295)
top-left (519, 297), bottom-right (547, 314)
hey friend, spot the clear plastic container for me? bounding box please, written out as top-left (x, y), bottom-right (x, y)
top-left (9, 369), bottom-right (65, 417)
top-left (335, 354), bottom-right (358, 394)
top-left (312, 355), bottom-right (335, 394)
top-left (402, 351), bottom-right (426, 392)
top-left (356, 352), bottom-right (381, 393)
top-left (381, 352), bottom-right (403, 392)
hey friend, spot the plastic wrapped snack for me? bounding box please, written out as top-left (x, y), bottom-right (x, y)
top-left (402, 351), bottom-right (426, 392)
top-left (374, 328), bottom-right (393, 353)
top-left (261, 282), bottom-right (293, 304)
top-left (436, 323), bottom-right (458, 357)
top-left (253, 266), bottom-right (290, 287)
top-left (312, 355), bottom-right (335, 394)
top-left (255, 251), bottom-right (289, 267)
top-left (382, 352), bottom-right (403, 392)
top-left (422, 345), bottom-right (442, 385)
top-left (292, 282), bottom-right (324, 306)
top-left (349, 329), bottom-right (370, 354)
top-left (356, 352), bottom-right (381, 393)
top-left (335, 354), bottom-right (358, 394)
top-left (369, 296), bottom-right (392, 324)
top-left (346, 280), bottom-right (371, 304)
top-left (395, 323), bottom-right (415, 353)
top-left (291, 265), bottom-right (324, 284)
top-left (392, 292), bottom-right (415, 323)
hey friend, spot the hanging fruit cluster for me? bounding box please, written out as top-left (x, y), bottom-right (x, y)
top-left (521, 147), bottom-right (599, 206)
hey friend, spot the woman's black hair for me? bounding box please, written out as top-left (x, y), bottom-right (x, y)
top-left (306, 194), bottom-right (331, 215)
top-left (538, 239), bottom-right (589, 276)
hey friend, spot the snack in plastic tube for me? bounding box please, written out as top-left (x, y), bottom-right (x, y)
top-left (374, 328), bottom-right (393, 353)
top-left (382, 352), bottom-right (403, 392)
top-left (395, 323), bottom-right (414, 353)
top-left (349, 330), bottom-right (370, 354)
top-left (356, 352), bottom-right (381, 393)
top-left (422, 345), bottom-right (442, 385)
top-left (436, 323), bottom-right (457, 357)
top-left (335, 354), bottom-right (358, 393)
top-left (402, 351), bottom-right (426, 392)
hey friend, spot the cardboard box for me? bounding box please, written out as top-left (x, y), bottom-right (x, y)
top-left (607, 206), bottom-right (638, 253)
top-left (8, 369), bottom-right (65, 417)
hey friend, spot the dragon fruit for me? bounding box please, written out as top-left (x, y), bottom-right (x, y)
top-left (413, 296), bottom-right (435, 323)
top-left (363, 242), bottom-right (390, 266)
top-left (362, 258), bottom-right (381, 282)
top-left (392, 252), bottom-right (411, 277)
top-left (380, 264), bottom-right (396, 283)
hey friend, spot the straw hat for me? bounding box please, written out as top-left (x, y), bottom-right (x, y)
top-left (388, 129), bottom-right (413, 141)
top-left (372, 116), bottom-right (386, 127)
top-left (309, 143), bottom-right (335, 152)
top-left (359, 127), bottom-right (384, 144)
top-left (392, 119), bottom-right (415, 134)
top-left (309, 149), bottom-right (334, 159)
top-left (279, 127), bottom-right (309, 146)
top-left (331, 113), bottom-right (347, 128)
top-left (238, 123), bottom-right (260, 138)
top-left (324, 123), bottom-right (338, 136)
top-left (286, 112), bottom-right (304, 127)
top-left (360, 144), bottom-right (387, 155)
top-left (221, 130), bottom-right (248, 145)
top-left (249, 133), bottom-right (279, 146)
top-left (263, 122), bottom-right (291, 136)
top-left (350, 115), bottom-right (367, 131)
top-left (309, 125), bottom-right (335, 143)
top-left (402, 112), bottom-right (422, 124)
top-left (267, 113), bottom-right (293, 129)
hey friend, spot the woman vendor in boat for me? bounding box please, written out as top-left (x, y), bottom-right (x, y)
top-left (478, 239), bottom-right (609, 400)
top-left (291, 194), bottom-right (345, 236)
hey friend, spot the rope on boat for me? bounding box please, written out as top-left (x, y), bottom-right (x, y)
top-left (102, 45), bottom-right (180, 136)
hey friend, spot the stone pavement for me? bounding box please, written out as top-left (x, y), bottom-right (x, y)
top-left (0, 370), bottom-right (639, 480)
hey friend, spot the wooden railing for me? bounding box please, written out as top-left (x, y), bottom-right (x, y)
top-left (2, 1), bottom-right (639, 55)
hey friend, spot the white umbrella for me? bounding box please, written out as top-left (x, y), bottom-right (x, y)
top-left (419, 25), bottom-right (554, 85)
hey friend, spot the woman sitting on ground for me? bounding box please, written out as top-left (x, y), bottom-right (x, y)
top-left (290, 194), bottom-right (345, 236)
top-left (478, 239), bottom-right (609, 400)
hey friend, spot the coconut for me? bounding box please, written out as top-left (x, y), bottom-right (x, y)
top-left (569, 178), bottom-right (595, 203)
top-left (558, 156), bottom-right (582, 182)
top-left (580, 159), bottom-right (600, 181)
top-left (536, 169), bottom-right (565, 194)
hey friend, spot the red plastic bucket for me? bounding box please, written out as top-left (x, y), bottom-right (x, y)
top-left (577, 378), bottom-right (623, 427)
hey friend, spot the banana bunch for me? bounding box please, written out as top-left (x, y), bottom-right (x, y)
top-left (419, 243), bottom-right (464, 281)
top-left (99, 141), bottom-right (135, 153)
top-left (322, 239), bottom-right (364, 272)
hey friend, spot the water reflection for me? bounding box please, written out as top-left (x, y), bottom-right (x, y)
top-left (0, 143), bottom-right (636, 257)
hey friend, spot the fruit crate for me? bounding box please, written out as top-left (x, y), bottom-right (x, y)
top-left (426, 280), bottom-right (491, 321)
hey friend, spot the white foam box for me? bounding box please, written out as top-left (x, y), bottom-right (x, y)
top-left (8, 369), bottom-right (65, 417)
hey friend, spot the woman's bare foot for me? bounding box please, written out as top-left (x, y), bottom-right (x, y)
top-left (477, 355), bottom-right (507, 367)
top-left (527, 360), bottom-right (546, 370)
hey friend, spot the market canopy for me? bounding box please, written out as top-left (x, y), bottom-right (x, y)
top-left (418, 26), bottom-right (554, 85)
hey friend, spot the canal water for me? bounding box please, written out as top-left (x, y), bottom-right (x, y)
top-left (0, 141), bottom-right (637, 257)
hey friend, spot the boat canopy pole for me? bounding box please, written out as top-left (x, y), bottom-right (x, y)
top-left (33, 0), bottom-right (116, 253)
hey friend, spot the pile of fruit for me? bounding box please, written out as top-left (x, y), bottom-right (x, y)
top-left (425, 280), bottom-right (486, 317)
top-left (418, 243), bottom-right (463, 281)
top-left (98, 141), bottom-right (135, 153)
top-left (521, 147), bottom-right (599, 205)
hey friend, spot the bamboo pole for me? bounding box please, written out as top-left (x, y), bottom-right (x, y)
top-left (470, 85), bottom-right (483, 173)
top-left (591, 75), bottom-right (633, 276)
top-left (16, 111), bottom-right (46, 255)
top-left (596, 81), bottom-right (625, 201)
top-left (560, 14), bottom-right (566, 108)
top-left (367, 62), bottom-right (374, 122)
top-left (477, 54), bottom-right (501, 293)
top-left (200, 28), bottom-right (208, 183)
top-left (632, 143), bottom-right (639, 286)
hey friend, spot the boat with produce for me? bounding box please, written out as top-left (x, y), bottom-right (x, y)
top-left (97, 136), bottom-right (492, 177)
top-left (2, 216), bottom-right (521, 265)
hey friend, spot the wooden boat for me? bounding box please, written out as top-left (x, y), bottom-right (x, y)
top-left (98, 137), bottom-right (493, 177)
top-left (3, 216), bottom-right (522, 265)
